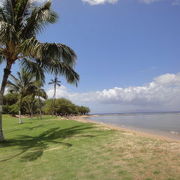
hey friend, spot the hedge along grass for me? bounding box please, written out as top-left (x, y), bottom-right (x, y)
top-left (0, 115), bottom-right (180, 180)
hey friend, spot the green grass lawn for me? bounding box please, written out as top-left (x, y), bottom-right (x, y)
top-left (0, 115), bottom-right (180, 180)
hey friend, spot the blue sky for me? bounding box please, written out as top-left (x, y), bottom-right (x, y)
top-left (41, 0), bottom-right (180, 91)
top-left (1, 0), bottom-right (180, 113)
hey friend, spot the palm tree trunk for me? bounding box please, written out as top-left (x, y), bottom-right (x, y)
top-left (54, 83), bottom-right (57, 116)
top-left (39, 108), bottom-right (42, 119)
top-left (30, 103), bottom-right (33, 119)
top-left (53, 83), bottom-right (56, 100)
top-left (18, 110), bottom-right (22, 124)
top-left (0, 62), bottom-right (13, 142)
top-left (38, 96), bottom-right (42, 119)
top-left (29, 100), bottom-right (33, 119)
top-left (30, 110), bottom-right (33, 119)
top-left (27, 102), bottom-right (31, 118)
top-left (18, 96), bottom-right (23, 124)
top-left (0, 93), bottom-right (4, 142)
top-left (51, 83), bottom-right (56, 116)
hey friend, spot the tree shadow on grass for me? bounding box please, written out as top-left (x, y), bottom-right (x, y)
top-left (4, 124), bottom-right (46, 134)
top-left (0, 125), bottom-right (95, 162)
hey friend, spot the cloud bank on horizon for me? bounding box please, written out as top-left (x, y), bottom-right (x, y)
top-left (139, 0), bottom-right (161, 4)
top-left (47, 73), bottom-right (180, 113)
top-left (81, 0), bottom-right (180, 5)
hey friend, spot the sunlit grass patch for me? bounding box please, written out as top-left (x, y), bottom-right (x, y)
top-left (0, 115), bottom-right (180, 180)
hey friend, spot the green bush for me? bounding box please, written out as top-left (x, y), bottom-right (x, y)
top-left (43, 98), bottom-right (90, 116)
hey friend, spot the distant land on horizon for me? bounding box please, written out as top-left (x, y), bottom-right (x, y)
top-left (91, 111), bottom-right (180, 116)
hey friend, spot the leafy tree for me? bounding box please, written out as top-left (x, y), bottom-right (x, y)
top-left (3, 93), bottom-right (18, 106)
top-left (43, 98), bottom-right (90, 116)
top-left (3, 93), bottom-right (19, 115)
top-left (0, 0), bottom-right (79, 141)
top-left (77, 106), bottom-right (90, 115)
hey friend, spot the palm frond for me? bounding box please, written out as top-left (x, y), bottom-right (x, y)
top-left (20, 39), bottom-right (79, 85)
top-left (14, 0), bottom-right (31, 29)
top-left (7, 81), bottom-right (19, 92)
top-left (18, 37), bottom-right (41, 57)
top-left (7, 74), bottom-right (20, 92)
top-left (42, 61), bottom-right (79, 85)
top-left (48, 81), bottom-right (54, 85)
top-left (36, 88), bottom-right (47, 99)
top-left (9, 73), bottom-right (20, 84)
top-left (2, 0), bottom-right (15, 25)
top-left (40, 43), bottom-right (77, 66)
top-left (21, 1), bottom-right (58, 38)
top-left (0, 7), bottom-right (8, 22)
top-left (20, 58), bottom-right (45, 84)
top-left (0, 21), bottom-right (16, 43)
top-left (57, 82), bottom-right (61, 86)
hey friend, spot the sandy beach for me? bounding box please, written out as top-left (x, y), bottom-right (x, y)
top-left (70, 115), bottom-right (180, 142)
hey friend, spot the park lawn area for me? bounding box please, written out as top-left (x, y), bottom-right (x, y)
top-left (0, 115), bottom-right (180, 180)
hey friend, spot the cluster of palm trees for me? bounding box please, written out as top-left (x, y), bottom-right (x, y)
top-left (0, 0), bottom-right (79, 142)
top-left (7, 69), bottom-right (47, 123)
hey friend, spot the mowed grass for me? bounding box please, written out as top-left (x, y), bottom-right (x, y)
top-left (0, 115), bottom-right (180, 180)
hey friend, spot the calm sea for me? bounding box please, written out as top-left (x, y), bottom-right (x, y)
top-left (87, 112), bottom-right (180, 140)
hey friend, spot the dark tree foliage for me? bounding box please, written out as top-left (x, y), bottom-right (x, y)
top-left (43, 98), bottom-right (90, 116)
top-left (3, 95), bottom-right (90, 116)
top-left (3, 93), bottom-right (19, 115)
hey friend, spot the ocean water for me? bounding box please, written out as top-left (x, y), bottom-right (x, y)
top-left (87, 112), bottom-right (180, 140)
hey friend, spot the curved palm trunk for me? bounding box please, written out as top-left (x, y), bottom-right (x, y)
top-left (0, 62), bottom-right (13, 142)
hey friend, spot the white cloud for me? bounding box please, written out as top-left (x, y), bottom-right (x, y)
top-left (82, 0), bottom-right (118, 5)
top-left (30, 0), bottom-right (49, 2)
top-left (47, 73), bottom-right (180, 113)
top-left (139, 0), bottom-right (162, 4)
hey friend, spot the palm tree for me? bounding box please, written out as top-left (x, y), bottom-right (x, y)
top-left (34, 82), bottom-right (47, 119)
top-left (22, 87), bottom-right (47, 119)
top-left (0, 0), bottom-right (79, 142)
top-left (48, 74), bottom-right (61, 115)
top-left (7, 69), bottom-right (38, 123)
top-left (49, 75), bottom-right (61, 101)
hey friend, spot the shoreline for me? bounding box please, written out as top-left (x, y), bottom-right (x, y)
top-left (70, 115), bottom-right (180, 142)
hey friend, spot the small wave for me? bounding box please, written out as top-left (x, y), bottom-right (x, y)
top-left (170, 131), bottom-right (179, 135)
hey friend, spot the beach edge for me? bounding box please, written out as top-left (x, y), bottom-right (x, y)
top-left (69, 115), bottom-right (180, 143)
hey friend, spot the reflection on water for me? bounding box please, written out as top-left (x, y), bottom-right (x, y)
top-left (88, 112), bottom-right (180, 140)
